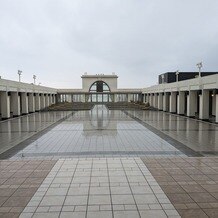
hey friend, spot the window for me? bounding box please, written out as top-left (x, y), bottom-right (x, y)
top-left (89, 81), bottom-right (110, 93)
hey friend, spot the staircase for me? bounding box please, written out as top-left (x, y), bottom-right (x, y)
top-left (105, 102), bottom-right (150, 110)
top-left (43, 102), bottom-right (95, 111)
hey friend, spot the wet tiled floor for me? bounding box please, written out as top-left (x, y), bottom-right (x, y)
top-left (12, 105), bottom-right (184, 158)
top-left (0, 111), bottom-right (72, 156)
top-left (127, 110), bottom-right (218, 155)
top-left (0, 105), bottom-right (218, 217)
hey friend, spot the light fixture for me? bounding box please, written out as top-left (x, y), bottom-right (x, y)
top-left (18, 70), bottom-right (22, 82)
top-left (196, 62), bottom-right (203, 77)
top-left (33, 75), bottom-right (36, 84)
top-left (175, 70), bottom-right (179, 82)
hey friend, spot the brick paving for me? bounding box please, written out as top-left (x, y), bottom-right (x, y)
top-left (0, 160), bottom-right (56, 217)
top-left (141, 157), bottom-right (218, 218)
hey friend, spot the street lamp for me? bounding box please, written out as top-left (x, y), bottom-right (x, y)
top-left (175, 70), bottom-right (179, 82)
top-left (18, 70), bottom-right (22, 82)
top-left (196, 62), bottom-right (203, 77)
top-left (33, 75), bottom-right (36, 84)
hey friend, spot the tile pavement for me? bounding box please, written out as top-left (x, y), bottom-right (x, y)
top-left (1, 157), bottom-right (218, 217)
top-left (0, 160), bottom-right (56, 217)
top-left (19, 157), bottom-right (179, 218)
top-left (141, 157), bottom-right (218, 218)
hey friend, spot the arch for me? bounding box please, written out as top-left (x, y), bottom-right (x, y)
top-left (89, 81), bottom-right (111, 93)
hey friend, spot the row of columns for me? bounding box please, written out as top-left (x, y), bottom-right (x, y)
top-left (144, 90), bottom-right (218, 122)
top-left (58, 93), bottom-right (141, 103)
top-left (0, 92), bottom-right (56, 119)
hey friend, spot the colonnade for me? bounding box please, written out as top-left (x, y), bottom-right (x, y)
top-left (0, 91), bottom-right (56, 119)
top-left (57, 93), bottom-right (142, 103)
top-left (143, 89), bottom-right (218, 122)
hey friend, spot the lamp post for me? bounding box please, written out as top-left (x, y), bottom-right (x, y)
top-left (33, 75), bottom-right (36, 84)
top-left (18, 70), bottom-right (22, 82)
top-left (176, 70), bottom-right (179, 82)
top-left (196, 62), bottom-right (203, 77)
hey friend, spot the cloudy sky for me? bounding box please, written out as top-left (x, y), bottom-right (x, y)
top-left (0, 0), bottom-right (218, 89)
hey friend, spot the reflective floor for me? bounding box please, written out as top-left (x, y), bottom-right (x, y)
top-left (127, 110), bottom-right (218, 155)
top-left (0, 111), bottom-right (72, 155)
top-left (1, 105), bottom-right (218, 159)
top-left (1, 106), bottom-right (218, 218)
top-left (13, 105), bottom-right (183, 158)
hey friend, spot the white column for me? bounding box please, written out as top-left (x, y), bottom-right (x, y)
top-left (127, 94), bottom-right (132, 102)
top-left (35, 93), bottom-right (40, 111)
top-left (21, 92), bottom-right (28, 114)
top-left (45, 94), bottom-right (49, 108)
top-left (163, 93), bottom-right (169, 112)
top-left (149, 94), bottom-right (153, 107)
top-left (158, 93), bottom-right (163, 110)
top-left (10, 92), bottom-right (20, 117)
top-left (212, 93), bottom-right (216, 116)
top-left (53, 94), bottom-right (56, 104)
top-left (199, 89), bottom-right (209, 120)
top-left (153, 93), bottom-right (158, 108)
top-left (49, 95), bottom-right (52, 105)
top-left (177, 91), bottom-right (185, 115)
top-left (57, 94), bottom-right (61, 103)
top-left (40, 94), bottom-right (45, 110)
top-left (144, 94), bottom-right (147, 103)
top-left (28, 93), bottom-right (35, 113)
top-left (187, 90), bottom-right (197, 117)
top-left (216, 94), bottom-right (218, 123)
top-left (0, 91), bottom-right (10, 119)
top-left (170, 92), bottom-right (177, 113)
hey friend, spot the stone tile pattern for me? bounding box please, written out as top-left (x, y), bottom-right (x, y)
top-left (0, 111), bottom-right (72, 155)
top-left (14, 108), bottom-right (183, 158)
top-left (141, 157), bottom-right (218, 218)
top-left (0, 159), bottom-right (56, 217)
top-left (127, 110), bottom-right (218, 154)
top-left (19, 157), bottom-right (179, 218)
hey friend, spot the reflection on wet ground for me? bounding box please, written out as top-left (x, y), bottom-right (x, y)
top-left (127, 110), bottom-right (218, 155)
top-left (0, 111), bottom-right (72, 155)
top-left (0, 105), bottom-right (217, 159)
top-left (12, 105), bottom-right (183, 158)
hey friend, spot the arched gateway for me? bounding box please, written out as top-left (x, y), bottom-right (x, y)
top-left (58, 73), bottom-right (142, 103)
top-left (88, 81), bottom-right (112, 102)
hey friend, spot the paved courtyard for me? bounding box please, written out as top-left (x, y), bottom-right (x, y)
top-left (0, 105), bottom-right (218, 217)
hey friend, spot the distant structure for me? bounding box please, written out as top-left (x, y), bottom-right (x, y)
top-left (0, 71), bottom-right (218, 122)
top-left (159, 72), bottom-right (218, 84)
top-left (143, 72), bottom-right (218, 122)
top-left (58, 73), bottom-right (141, 103)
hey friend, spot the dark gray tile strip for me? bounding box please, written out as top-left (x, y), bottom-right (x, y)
top-left (124, 111), bottom-right (203, 157)
top-left (15, 150), bottom-right (184, 158)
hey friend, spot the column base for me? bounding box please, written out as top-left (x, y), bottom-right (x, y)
top-left (1, 117), bottom-right (9, 120)
top-left (13, 115), bottom-right (20, 117)
top-left (199, 118), bottom-right (209, 121)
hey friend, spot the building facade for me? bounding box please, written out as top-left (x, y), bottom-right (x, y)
top-left (57, 73), bottom-right (142, 103)
top-left (1, 72), bottom-right (218, 123)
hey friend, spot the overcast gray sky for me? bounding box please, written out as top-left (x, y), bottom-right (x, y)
top-left (0, 0), bottom-right (218, 89)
